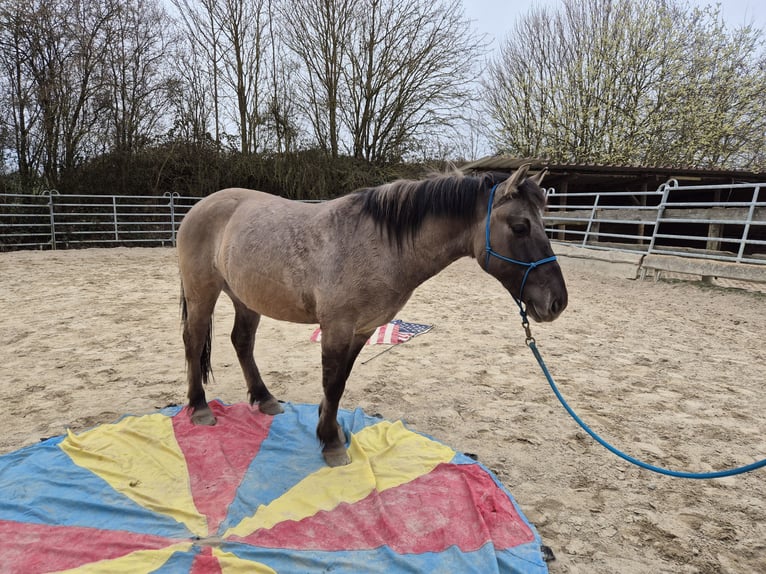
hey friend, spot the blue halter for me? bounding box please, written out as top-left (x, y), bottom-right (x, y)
top-left (484, 183), bottom-right (558, 315)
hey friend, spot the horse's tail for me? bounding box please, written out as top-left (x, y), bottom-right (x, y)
top-left (180, 280), bottom-right (213, 385)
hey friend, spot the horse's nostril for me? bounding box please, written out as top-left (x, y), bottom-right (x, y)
top-left (551, 297), bottom-right (564, 315)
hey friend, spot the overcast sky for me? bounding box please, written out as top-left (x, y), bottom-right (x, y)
top-left (463, 0), bottom-right (766, 52)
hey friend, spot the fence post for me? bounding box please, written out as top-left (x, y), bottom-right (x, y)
top-left (112, 196), bottom-right (119, 241)
top-left (164, 192), bottom-right (180, 246)
top-left (42, 190), bottom-right (59, 250)
top-left (737, 184), bottom-right (760, 263)
top-left (582, 194), bottom-right (600, 247)
top-left (706, 189), bottom-right (723, 252)
top-left (648, 179), bottom-right (676, 254)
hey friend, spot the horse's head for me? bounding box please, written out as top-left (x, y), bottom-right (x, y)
top-left (475, 165), bottom-right (568, 322)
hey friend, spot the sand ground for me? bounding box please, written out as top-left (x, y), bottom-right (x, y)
top-left (1, 246), bottom-right (764, 573)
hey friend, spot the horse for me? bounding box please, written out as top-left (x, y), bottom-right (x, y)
top-left (176, 164), bottom-right (568, 466)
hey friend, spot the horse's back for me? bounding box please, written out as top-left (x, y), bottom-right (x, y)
top-left (178, 188), bottom-right (279, 286)
top-left (178, 187), bottom-right (296, 253)
top-left (177, 188), bottom-right (342, 321)
top-left (180, 187), bottom-right (284, 233)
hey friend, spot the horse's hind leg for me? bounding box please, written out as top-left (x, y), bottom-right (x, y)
top-left (182, 293), bottom-right (219, 426)
top-left (229, 297), bottom-right (284, 415)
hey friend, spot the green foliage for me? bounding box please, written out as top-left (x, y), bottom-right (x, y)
top-left (485, 0), bottom-right (766, 171)
top-left (51, 142), bottom-right (429, 200)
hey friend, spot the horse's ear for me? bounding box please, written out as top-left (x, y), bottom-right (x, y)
top-left (530, 168), bottom-right (547, 186)
top-left (496, 163), bottom-right (530, 201)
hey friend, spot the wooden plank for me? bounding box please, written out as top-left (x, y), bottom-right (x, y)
top-left (549, 206), bottom-right (765, 224)
top-left (662, 206), bottom-right (765, 222)
top-left (595, 208), bottom-right (659, 222)
top-left (546, 209), bottom-right (657, 224)
top-left (642, 254), bottom-right (766, 283)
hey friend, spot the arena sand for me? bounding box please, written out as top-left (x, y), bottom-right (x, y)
top-left (1, 247), bottom-right (765, 573)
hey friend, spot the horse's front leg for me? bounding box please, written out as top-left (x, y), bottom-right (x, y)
top-left (317, 329), bottom-right (370, 467)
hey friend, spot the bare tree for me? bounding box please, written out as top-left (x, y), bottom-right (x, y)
top-left (280, 0), bottom-right (355, 158)
top-left (173, 0), bottom-right (298, 154)
top-left (0, 0), bottom-right (71, 187)
top-left (167, 40), bottom-right (215, 146)
top-left (0, 0), bottom-right (174, 188)
top-left (264, 1), bottom-right (299, 155)
top-left (282, 0), bottom-right (485, 162)
top-left (0, 0), bottom-right (115, 188)
top-left (485, 0), bottom-right (766, 171)
top-left (101, 0), bottom-right (174, 154)
top-left (171, 0), bottom-right (225, 147)
top-left (213, 0), bottom-right (270, 154)
top-left (59, 0), bottom-right (117, 173)
top-left (0, 0), bottom-right (40, 187)
top-left (343, 0), bottom-right (484, 163)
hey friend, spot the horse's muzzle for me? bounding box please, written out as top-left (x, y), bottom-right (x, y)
top-left (525, 292), bottom-right (567, 322)
top-left (521, 270), bottom-right (568, 322)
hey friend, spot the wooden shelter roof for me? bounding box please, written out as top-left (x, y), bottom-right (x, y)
top-left (460, 155), bottom-right (766, 193)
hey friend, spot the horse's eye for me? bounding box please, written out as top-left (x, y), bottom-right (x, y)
top-left (511, 222), bottom-right (529, 236)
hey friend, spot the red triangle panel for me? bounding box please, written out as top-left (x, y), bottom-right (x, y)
top-left (172, 401), bottom-right (273, 534)
top-left (0, 518), bottom-right (175, 573)
top-left (236, 462), bottom-right (535, 553)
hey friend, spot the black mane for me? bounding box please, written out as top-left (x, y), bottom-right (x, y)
top-left (356, 172), bottom-right (510, 247)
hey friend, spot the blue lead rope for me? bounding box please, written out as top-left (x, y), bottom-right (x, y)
top-left (485, 179), bottom-right (764, 477)
top-left (525, 336), bottom-right (766, 478)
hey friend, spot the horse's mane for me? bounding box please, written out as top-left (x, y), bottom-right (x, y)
top-left (355, 172), bottom-right (496, 246)
top-left (356, 171), bottom-right (543, 247)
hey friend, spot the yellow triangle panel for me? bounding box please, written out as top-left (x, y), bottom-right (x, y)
top-left (60, 413), bottom-right (208, 537)
top-left (224, 420), bottom-right (455, 538)
top-left (215, 547), bottom-right (277, 574)
top-left (55, 542), bottom-right (193, 574)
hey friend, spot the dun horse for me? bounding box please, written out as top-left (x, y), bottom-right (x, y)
top-left (177, 165), bottom-right (568, 466)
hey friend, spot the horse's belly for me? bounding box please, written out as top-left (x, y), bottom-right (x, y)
top-left (255, 299), bottom-right (316, 323)
top-left (226, 277), bottom-right (317, 324)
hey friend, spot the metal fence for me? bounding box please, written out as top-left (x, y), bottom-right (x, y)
top-left (1, 181), bottom-right (765, 266)
top-left (545, 179), bottom-right (766, 265)
top-left (0, 191), bottom-right (198, 250)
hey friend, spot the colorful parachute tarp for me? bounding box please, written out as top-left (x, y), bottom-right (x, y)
top-left (0, 400), bottom-right (549, 573)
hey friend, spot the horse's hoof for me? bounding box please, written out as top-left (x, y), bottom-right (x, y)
top-left (191, 407), bottom-right (217, 426)
top-left (258, 397), bottom-right (284, 415)
top-left (323, 448), bottom-right (351, 467)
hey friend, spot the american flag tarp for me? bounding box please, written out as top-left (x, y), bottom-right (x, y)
top-left (310, 319), bottom-right (433, 345)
